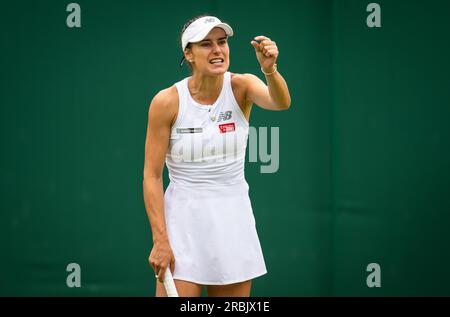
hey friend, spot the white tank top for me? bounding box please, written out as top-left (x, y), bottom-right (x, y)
top-left (166, 72), bottom-right (249, 187)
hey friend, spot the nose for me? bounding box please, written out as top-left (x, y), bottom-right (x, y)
top-left (211, 42), bottom-right (221, 53)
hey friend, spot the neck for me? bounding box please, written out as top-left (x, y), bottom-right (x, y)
top-left (188, 72), bottom-right (225, 104)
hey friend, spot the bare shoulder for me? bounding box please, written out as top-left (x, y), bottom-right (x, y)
top-left (149, 85), bottom-right (179, 126)
top-left (229, 73), bottom-right (255, 120)
top-left (231, 72), bottom-right (261, 86)
top-left (230, 72), bottom-right (254, 88)
top-left (230, 73), bottom-right (246, 99)
top-left (230, 72), bottom-right (247, 84)
top-left (150, 85), bottom-right (178, 111)
top-left (230, 73), bottom-right (264, 102)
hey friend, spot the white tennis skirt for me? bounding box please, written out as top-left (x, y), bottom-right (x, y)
top-left (163, 181), bottom-right (267, 285)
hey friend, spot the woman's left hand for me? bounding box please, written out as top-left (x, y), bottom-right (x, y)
top-left (250, 35), bottom-right (279, 73)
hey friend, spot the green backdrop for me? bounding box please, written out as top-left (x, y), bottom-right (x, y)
top-left (1, 0), bottom-right (449, 296)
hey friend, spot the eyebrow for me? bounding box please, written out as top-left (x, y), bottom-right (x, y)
top-left (199, 36), bottom-right (228, 43)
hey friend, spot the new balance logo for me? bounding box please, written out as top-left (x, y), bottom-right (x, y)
top-left (217, 111), bottom-right (232, 122)
top-left (204, 18), bottom-right (216, 23)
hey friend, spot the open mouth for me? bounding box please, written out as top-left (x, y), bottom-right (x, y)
top-left (209, 58), bottom-right (224, 65)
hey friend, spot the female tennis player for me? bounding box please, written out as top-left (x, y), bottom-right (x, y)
top-left (143, 15), bottom-right (291, 297)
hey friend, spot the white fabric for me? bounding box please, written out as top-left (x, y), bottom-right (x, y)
top-left (163, 72), bottom-right (267, 285)
top-left (181, 16), bottom-right (233, 51)
top-left (166, 72), bottom-right (248, 186)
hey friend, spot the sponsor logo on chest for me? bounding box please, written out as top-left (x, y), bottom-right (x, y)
top-left (176, 127), bottom-right (203, 134)
top-left (216, 110), bottom-right (232, 122)
top-left (219, 122), bottom-right (236, 133)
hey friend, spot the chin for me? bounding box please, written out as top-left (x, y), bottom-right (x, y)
top-left (208, 65), bottom-right (228, 76)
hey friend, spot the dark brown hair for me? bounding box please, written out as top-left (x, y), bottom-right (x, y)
top-left (179, 14), bottom-right (210, 68)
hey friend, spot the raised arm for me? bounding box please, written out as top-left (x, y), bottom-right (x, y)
top-left (246, 35), bottom-right (291, 110)
top-left (143, 86), bottom-right (178, 282)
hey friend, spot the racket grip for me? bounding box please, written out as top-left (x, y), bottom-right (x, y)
top-left (163, 268), bottom-right (179, 297)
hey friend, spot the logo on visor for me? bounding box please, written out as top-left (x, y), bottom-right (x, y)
top-left (204, 18), bottom-right (216, 23)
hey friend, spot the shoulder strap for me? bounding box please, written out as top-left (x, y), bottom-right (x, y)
top-left (173, 77), bottom-right (188, 127)
top-left (224, 72), bottom-right (249, 125)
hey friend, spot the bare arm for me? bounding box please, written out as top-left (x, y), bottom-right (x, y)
top-left (143, 86), bottom-right (177, 282)
top-left (244, 72), bottom-right (291, 110)
top-left (246, 35), bottom-right (291, 110)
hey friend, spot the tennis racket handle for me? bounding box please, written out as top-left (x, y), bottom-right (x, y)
top-left (163, 268), bottom-right (179, 297)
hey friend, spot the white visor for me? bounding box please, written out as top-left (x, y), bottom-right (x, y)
top-left (181, 16), bottom-right (233, 52)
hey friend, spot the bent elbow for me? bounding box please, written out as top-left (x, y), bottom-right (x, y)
top-left (284, 100), bottom-right (292, 110)
top-left (279, 99), bottom-right (291, 110)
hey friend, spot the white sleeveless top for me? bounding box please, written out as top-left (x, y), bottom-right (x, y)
top-left (166, 71), bottom-right (249, 187)
top-left (162, 72), bottom-right (267, 285)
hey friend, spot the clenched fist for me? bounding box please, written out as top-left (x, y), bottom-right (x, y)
top-left (250, 35), bottom-right (279, 73)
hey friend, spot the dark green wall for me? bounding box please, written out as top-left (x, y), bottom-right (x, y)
top-left (331, 0), bottom-right (450, 296)
top-left (0, 0), bottom-right (449, 296)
